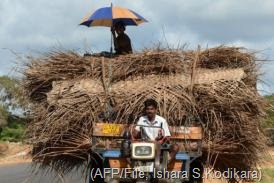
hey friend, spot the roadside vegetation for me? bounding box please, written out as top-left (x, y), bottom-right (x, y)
top-left (0, 117), bottom-right (26, 142)
top-left (0, 76), bottom-right (27, 142)
top-left (260, 168), bottom-right (274, 183)
top-left (264, 94), bottom-right (274, 128)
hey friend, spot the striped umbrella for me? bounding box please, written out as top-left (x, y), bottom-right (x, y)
top-left (80, 4), bottom-right (148, 27)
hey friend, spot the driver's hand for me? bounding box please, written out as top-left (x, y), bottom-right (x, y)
top-left (158, 136), bottom-right (170, 144)
top-left (132, 128), bottom-right (140, 139)
top-left (155, 129), bottom-right (164, 141)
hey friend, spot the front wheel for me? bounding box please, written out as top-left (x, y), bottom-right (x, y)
top-left (89, 154), bottom-right (105, 183)
top-left (188, 159), bottom-right (203, 183)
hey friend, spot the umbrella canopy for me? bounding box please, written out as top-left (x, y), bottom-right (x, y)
top-left (80, 4), bottom-right (147, 27)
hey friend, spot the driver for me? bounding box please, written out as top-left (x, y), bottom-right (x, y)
top-left (133, 99), bottom-right (179, 163)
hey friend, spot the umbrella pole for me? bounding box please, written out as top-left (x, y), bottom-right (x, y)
top-left (108, 29), bottom-right (113, 122)
top-left (110, 31), bottom-right (113, 55)
top-left (110, 3), bottom-right (113, 56)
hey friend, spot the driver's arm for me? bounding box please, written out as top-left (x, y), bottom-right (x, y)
top-left (155, 119), bottom-right (171, 142)
top-left (162, 119), bottom-right (171, 138)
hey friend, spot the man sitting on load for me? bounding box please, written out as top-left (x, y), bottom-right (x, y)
top-left (111, 21), bottom-right (133, 55)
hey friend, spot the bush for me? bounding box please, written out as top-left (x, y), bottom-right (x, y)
top-left (264, 95), bottom-right (274, 128)
top-left (0, 122), bottom-right (25, 142)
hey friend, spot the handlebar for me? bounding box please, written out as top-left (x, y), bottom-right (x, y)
top-left (133, 124), bottom-right (163, 129)
top-left (129, 124), bottom-right (167, 143)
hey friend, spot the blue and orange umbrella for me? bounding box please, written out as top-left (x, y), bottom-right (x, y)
top-left (80, 4), bottom-right (148, 27)
top-left (80, 4), bottom-right (147, 53)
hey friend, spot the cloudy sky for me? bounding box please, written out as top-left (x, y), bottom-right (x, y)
top-left (0, 0), bottom-right (274, 93)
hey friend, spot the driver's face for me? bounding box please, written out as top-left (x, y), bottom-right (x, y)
top-left (145, 106), bottom-right (157, 119)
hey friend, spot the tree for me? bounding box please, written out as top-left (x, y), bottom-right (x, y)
top-left (265, 94), bottom-right (274, 128)
top-left (0, 76), bottom-right (26, 109)
top-left (0, 105), bottom-right (8, 127)
top-left (0, 76), bottom-right (26, 128)
top-left (0, 76), bottom-right (28, 141)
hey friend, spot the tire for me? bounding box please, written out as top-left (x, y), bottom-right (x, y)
top-left (190, 180), bottom-right (202, 183)
top-left (188, 159), bottom-right (203, 183)
top-left (162, 151), bottom-right (169, 170)
top-left (89, 154), bottom-right (105, 183)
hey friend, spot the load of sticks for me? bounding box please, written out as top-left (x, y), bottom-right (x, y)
top-left (23, 46), bottom-right (267, 180)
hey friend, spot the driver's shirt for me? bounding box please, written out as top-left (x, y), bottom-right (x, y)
top-left (135, 115), bottom-right (171, 140)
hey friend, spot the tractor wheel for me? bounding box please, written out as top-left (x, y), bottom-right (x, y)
top-left (188, 159), bottom-right (203, 183)
top-left (89, 154), bottom-right (105, 183)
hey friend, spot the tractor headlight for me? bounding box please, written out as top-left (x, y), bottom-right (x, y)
top-left (135, 146), bottom-right (152, 156)
top-left (131, 143), bottom-right (155, 160)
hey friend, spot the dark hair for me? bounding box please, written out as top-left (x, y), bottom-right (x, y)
top-left (144, 99), bottom-right (158, 109)
top-left (114, 21), bottom-right (126, 31)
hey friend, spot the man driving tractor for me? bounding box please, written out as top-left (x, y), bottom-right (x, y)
top-left (90, 98), bottom-right (203, 183)
top-left (133, 99), bottom-right (179, 163)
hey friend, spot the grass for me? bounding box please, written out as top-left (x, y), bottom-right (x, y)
top-left (259, 168), bottom-right (274, 183)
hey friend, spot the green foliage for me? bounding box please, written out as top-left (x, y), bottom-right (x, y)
top-left (0, 121), bottom-right (26, 142)
top-left (0, 76), bottom-right (27, 141)
top-left (0, 105), bottom-right (8, 127)
top-left (259, 168), bottom-right (274, 183)
top-left (0, 76), bottom-right (26, 110)
top-left (264, 94), bottom-right (274, 128)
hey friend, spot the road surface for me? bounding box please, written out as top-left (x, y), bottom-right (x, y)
top-left (0, 163), bottom-right (87, 183)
